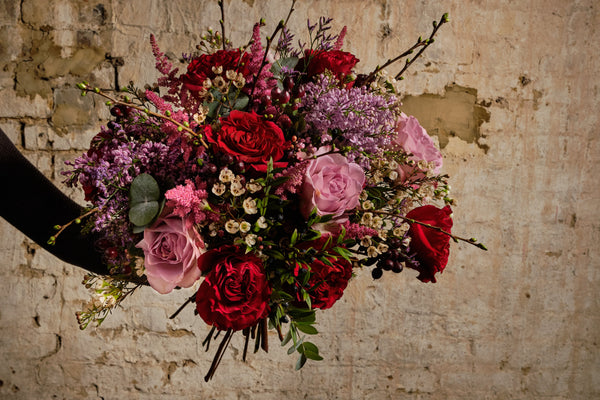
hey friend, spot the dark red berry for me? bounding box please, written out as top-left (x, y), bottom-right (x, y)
top-left (110, 106), bottom-right (123, 117)
top-left (105, 247), bottom-right (119, 259)
top-left (371, 268), bottom-right (383, 280)
top-left (283, 76), bottom-right (294, 90)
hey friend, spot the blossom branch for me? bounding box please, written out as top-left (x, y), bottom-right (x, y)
top-left (395, 13), bottom-right (449, 79)
top-left (365, 13), bottom-right (448, 82)
top-left (76, 83), bottom-right (209, 148)
top-left (218, 0), bottom-right (226, 50)
top-left (49, 207), bottom-right (98, 245)
top-left (364, 209), bottom-right (487, 250)
top-left (249, 0), bottom-right (296, 97)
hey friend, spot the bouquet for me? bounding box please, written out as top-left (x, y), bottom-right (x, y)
top-left (52, 0), bottom-right (485, 381)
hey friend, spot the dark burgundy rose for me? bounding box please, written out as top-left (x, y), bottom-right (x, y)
top-left (181, 50), bottom-right (250, 92)
top-left (302, 255), bottom-right (353, 310)
top-left (294, 235), bottom-right (353, 309)
top-left (406, 205), bottom-right (453, 283)
top-left (205, 110), bottom-right (288, 172)
top-left (196, 245), bottom-right (271, 331)
top-left (299, 49), bottom-right (359, 82)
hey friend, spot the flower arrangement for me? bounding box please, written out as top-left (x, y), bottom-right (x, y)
top-left (53, 0), bottom-right (485, 381)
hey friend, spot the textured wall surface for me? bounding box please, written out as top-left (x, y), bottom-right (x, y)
top-left (1, 0), bottom-right (599, 399)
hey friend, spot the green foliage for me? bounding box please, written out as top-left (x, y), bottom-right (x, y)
top-left (128, 173), bottom-right (161, 227)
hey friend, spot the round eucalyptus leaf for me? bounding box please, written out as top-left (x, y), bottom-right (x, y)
top-left (130, 173), bottom-right (160, 205)
top-left (129, 200), bottom-right (159, 227)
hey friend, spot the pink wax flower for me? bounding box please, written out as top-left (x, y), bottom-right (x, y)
top-left (300, 152), bottom-right (365, 221)
top-left (136, 214), bottom-right (205, 294)
top-left (392, 113), bottom-right (443, 181)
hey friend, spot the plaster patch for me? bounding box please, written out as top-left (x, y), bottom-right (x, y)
top-left (400, 84), bottom-right (491, 153)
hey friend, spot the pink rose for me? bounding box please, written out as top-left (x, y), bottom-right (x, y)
top-left (300, 153), bottom-right (365, 220)
top-left (392, 113), bottom-right (443, 180)
top-left (136, 214), bottom-right (205, 294)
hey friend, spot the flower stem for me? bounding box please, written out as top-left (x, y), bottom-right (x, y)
top-left (204, 328), bottom-right (234, 382)
top-left (169, 293), bottom-right (197, 319)
top-left (365, 208), bottom-right (487, 250)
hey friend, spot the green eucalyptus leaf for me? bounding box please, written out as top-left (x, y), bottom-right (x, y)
top-left (288, 308), bottom-right (315, 319)
top-left (279, 56), bottom-right (299, 70)
top-left (129, 201), bottom-right (159, 227)
top-left (293, 313), bottom-right (316, 324)
top-left (132, 224), bottom-right (147, 234)
top-left (287, 344), bottom-right (297, 355)
top-left (130, 173), bottom-right (160, 205)
top-left (233, 94), bottom-right (249, 110)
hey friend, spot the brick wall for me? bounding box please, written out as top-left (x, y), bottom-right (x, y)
top-left (0, 0), bottom-right (598, 398)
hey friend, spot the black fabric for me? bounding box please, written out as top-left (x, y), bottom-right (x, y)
top-left (0, 128), bottom-right (108, 274)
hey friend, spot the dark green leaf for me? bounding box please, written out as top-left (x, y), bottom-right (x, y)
top-left (269, 250), bottom-right (285, 260)
top-left (319, 213), bottom-right (334, 223)
top-left (301, 341), bottom-right (319, 355)
top-left (132, 224), bottom-right (147, 234)
top-left (281, 330), bottom-right (292, 346)
top-left (290, 229), bottom-right (298, 246)
top-left (304, 230), bottom-right (322, 241)
top-left (292, 313), bottom-right (316, 324)
top-left (304, 350), bottom-right (323, 361)
top-left (295, 353), bottom-right (307, 370)
top-left (296, 324), bottom-right (318, 335)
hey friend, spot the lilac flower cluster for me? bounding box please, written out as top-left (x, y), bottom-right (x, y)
top-left (64, 123), bottom-right (200, 264)
top-left (302, 76), bottom-right (398, 167)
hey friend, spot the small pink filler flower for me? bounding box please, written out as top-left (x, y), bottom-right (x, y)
top-left (137, 214), bottom-right (205, 294)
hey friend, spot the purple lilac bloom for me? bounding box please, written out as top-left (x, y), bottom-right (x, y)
top-left (302, 75), bottom-right (397, 167)
top-left (64, 124), bottom-right (201, 257)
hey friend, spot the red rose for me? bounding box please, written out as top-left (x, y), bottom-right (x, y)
top-left (303, 256), bottom-right (353, 310)
top-left (182, 50), bottom-right (250, 92)
top-left (406, 205), bottom-right (453, 283)
top-left (196, 245), bottom-right (271, 331)
top-left (299, 49), bottom-right (359, 82)
top-left (206, 110), bottom-right (288, 172)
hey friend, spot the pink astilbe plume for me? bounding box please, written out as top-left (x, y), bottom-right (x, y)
top-left (151, 34), bottom-right (175, 75)
top-left (247, 23), bottom-right (265, 75)
top-left (247, 23), bottom-right (277, 103)
top-left (274, 161), bottom-right (309, 198)
top-left (145, 90), bottom-right (173, 114)
top-left (165, 180), bottom-right (212, 224)
top-left (341, 221), bottom-right (379, 240)
top-left (333, 26), bottom-right (347, 50)
top-left (150, 34), bottom-right (182, 102)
